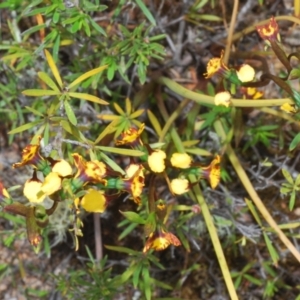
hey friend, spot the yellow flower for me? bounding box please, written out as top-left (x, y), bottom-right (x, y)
top-left (148, 150), bottom-right (166, 173)
top-left (72, 154), bottom-right (107, 185)
top-left (77, 189), bottom-right (107, 213)
top-left (204, 50), bottom-right (229, 79)
top-left (124, 164), bottom-right (145, 204)
top-left (280, 103), bottom-right (298, 114)
top-left (115, 123), bottom-right (145, 146)
top-left (170, 153), bottom-right (192, 169)
top-left (41, 172), bottom-right (62, 195)
top-left (13, 136), bottom-right (44, 169)
top-left (214, 91), bottom-right (231, 107)
top-left (0, 181), bottom-right (10, 201)
top-left (24, 177), bottom-right (46, 204)
top-left (201, 155), bottom-right (221, 189)
top-left (170, 178), bottom-right (189, 195)
top-left (241, 87), bottom-right (263, 99)
top-left (143, 227), bottom-right (181, 253)
top-left (256, 16), bottom-right (280, 43)
top-left (236, 64), bottom-right (255, 83)
top-left (24, 171), bottom-right (63, 203)
top-left (51, 159), bottom-right (73, 177)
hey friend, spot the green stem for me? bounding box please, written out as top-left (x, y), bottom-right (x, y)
top-left (214, 119), bottom-right (300, 263)
top-left (156, 76), bottom-right (292, 107)
top-left (157, 95), bottom-right (239, 300)
top-left (159, 98), bottom-right (190, 143)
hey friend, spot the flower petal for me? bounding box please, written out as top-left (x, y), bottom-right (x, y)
top-left (80, 189), bottom-right (107, 213)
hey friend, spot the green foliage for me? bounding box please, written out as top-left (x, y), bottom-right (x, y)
top-left (2, 1), bottom-right (300, 299)
top-left (243, 124), bottom-right (278, 151)
top-left (280, 168), bottom-right (300, 211)
top-left (53, 255), bottom-right (119, 300)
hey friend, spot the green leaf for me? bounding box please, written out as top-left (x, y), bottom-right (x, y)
top-left (289, 132), bottom-right (300, 151)
top-left (245, 198), bottom-right (262, 226)
top-left (44, 122), bottom-right (50, 145)
top-left (119, 211), bottom-right (146, 224)
top-left (68, 92), bottom-right (109, 105)
top-left (118, 222), bottom-right (138, 240)
top-left (22, 24), bottom-right (46, 37)
top-left (185, 148), bottom-right (212, 156)
top-left (22, 89), bottom-right (60, 96)
top-left (38, 72), bottom-right (60, 92)
top-left (95, 119), bottom-right (120, 144)
top-left (44, 49), bottom-right (63, 88)
top-left (142, 267), bottom-right (151, 300)
top-left (295, 174), bottom-right (300, 186)
top-left (96, 146), bottom-right (145, 156)
top-left (289, 190), bottom-right (296, 211)
top-left (263, 232), bottom-right (279, 265)
top-left (147, 109), bottom-right (162, 136)
top-left (25, 106), bottom-right (44, 117)
top-left (134, 0), bottom-right (156, 26)
top-left (196, 14), bottom-right (222, 21)
top-left (82, 19), bottom-right (91, 36)
top-left (89, 17), bottom-right (107, 36)
top-left (282, 169), bottom-right (294, 184)
top-left (243, 274), bottom-right (262, 286)
top-left (9, 120), bottom-right (42, 134)
top-left (104, 245), bottom-right (137, 255)
top-left (64, 100), bottom-right (77, 126)
top-left (132, 263), bottom-right (143, 288)
top-left (99, 152), bottom-right (125, 175)
top-left (68, 65), bottom-right (108, 89)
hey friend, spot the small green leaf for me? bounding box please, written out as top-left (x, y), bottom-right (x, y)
top-left (104, 245), bottom-right (137, 255)
top-left (147, 109), bottom-right (162, 136)
top-left (282, 169), bottom-right (294, 184)
top-left (289, 132), bottom-right (300, 151)
top-left (96, 146), bottom-right (145, 156)
top-left (142, 267), bottom-right (151, 300)
top-left (68, 65), bottom-right (108, 89)
top-left (95, 119), bottom-right (120, 144)
top-left (263, 232), bottom-right (279, 265)
top-left (22, 24), bottom-right (46, 37)
top-left (119, 211), bottom-right (146, 224)
top-left (134, 1), bottom-right (156, 25)
top-left (25, 106), bottom-right (44, 117)
top-left (243, 274), bottom-right (262, 286)
top-left (89, 17), bottom-right (107, 36)
top-left (64, 100), bottom-right (77, 125)
top-left (68, 92), bottom-right (108, 105)
top-left (44, 49), bottom-right (63, 88)
top-left (118, 222), bottom-right (138, 240)
top-left (99, 152), bottom-right (125, 175)
top-left (185, 148), bottom-right (212, 156)
top-left (132, 263), bottom-right (143, 288)
top-left (197, 14), bottom-right (223, 21)
top-left (43, 122), bottom-right (50, 145)
top-left (22, 89), bottom-right (60, 96)
top-left (9, 120), bottom-right (42, 134)
top-left (38, 71), bottom-right (60, 92)
top-left (289, 191), bottom-right (296, 211)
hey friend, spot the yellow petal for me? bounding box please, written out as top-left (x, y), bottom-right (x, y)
top-left (214, 91), bottom-right (231, 107)
top-left (41, 172), bottom-right (62, 195)
top-left (236, 64), bottom-right (255, 83)
top-left (81, 189), bottom-right (106, 213)
top-left (170, 178), bottom-right (189, 195)
top-left (24, 180), bottom-right (46, 203)
top-left (170, 153), bottom-right (192, 169)
top-left (148, 150), bottom-right (166, 173)
top-left (52, 159), bottom-right (73, 177)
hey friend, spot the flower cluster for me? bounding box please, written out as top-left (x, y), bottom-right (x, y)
top-left (2, 124), bottom-right (221, 252)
